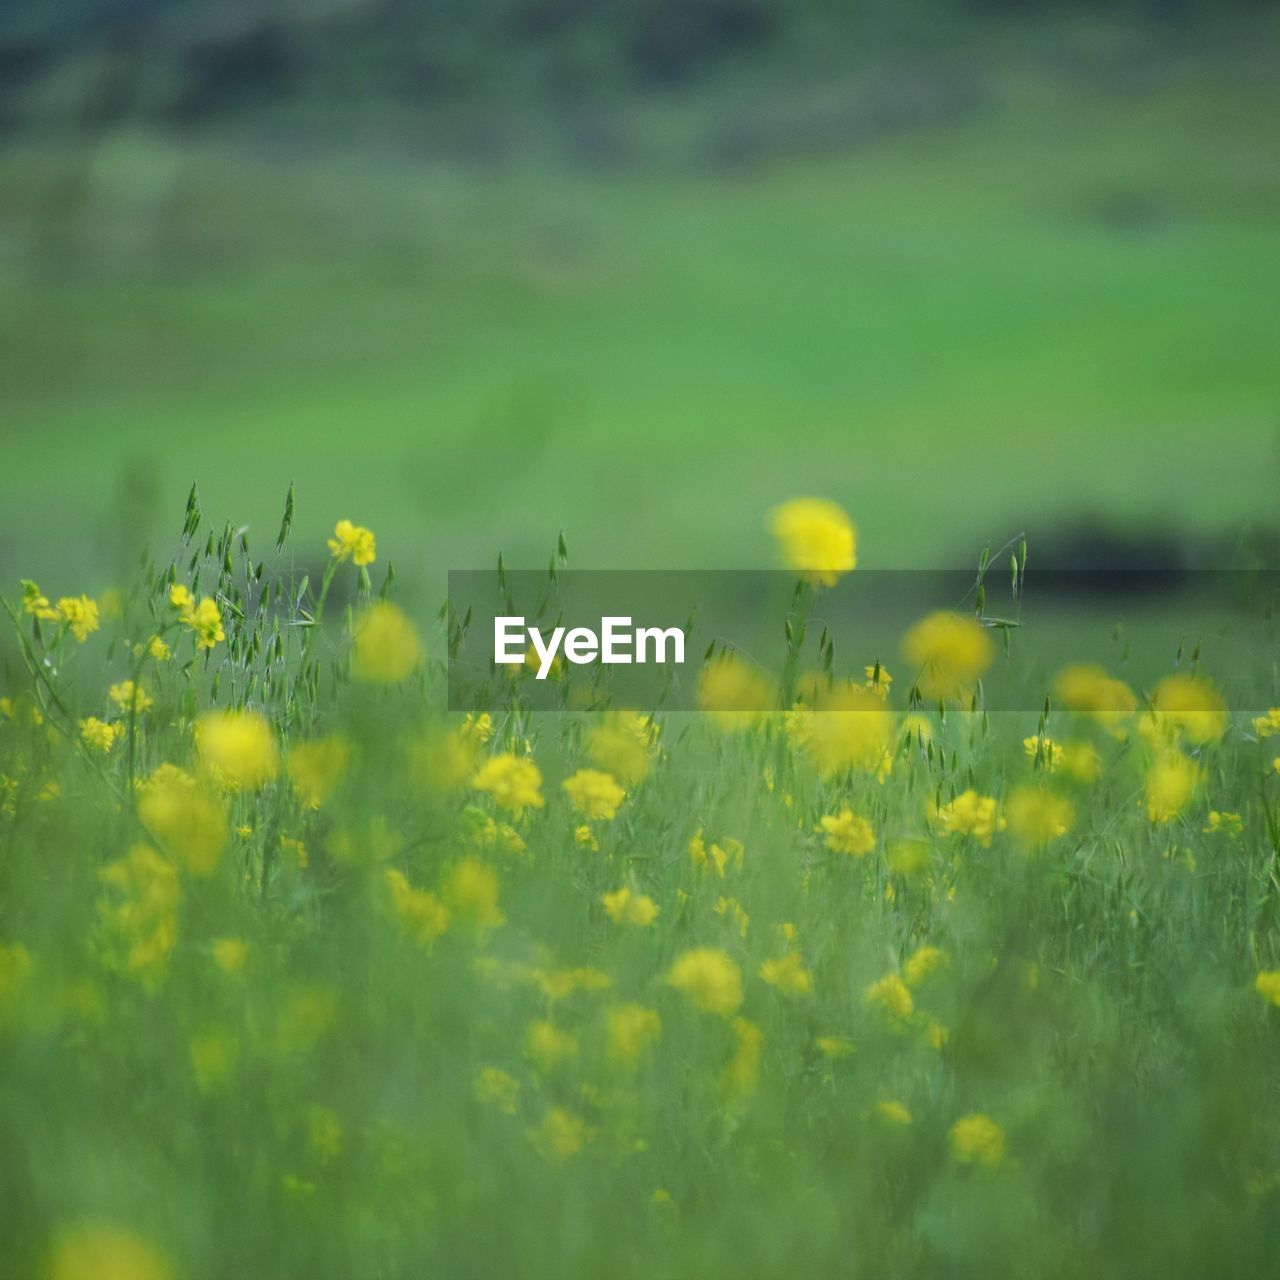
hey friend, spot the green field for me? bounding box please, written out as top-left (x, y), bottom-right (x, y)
top-left (2, 22), bottom-right (1278, 589)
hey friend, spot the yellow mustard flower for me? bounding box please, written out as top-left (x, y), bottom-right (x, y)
top-left (799, 680), bottom-right (895, 776)
top-left (109, 681), bottom-right (152, 715)
top-left (1005, 785), bottom-right (1075, 849)
top-left (903, 945), bottom-right (948, 988)
top-left (759, 950), bottom-right (813, 996)
top-left (47, 1224), bottom-right (174, 1280)
top-left (528, 1107), bottom-right (591, 1160)
top-left (768, 497), bottom-right (856, 587)
top-left (818, 807), bottom-right (876, 856)
top-left (474, 1066), bottom-right (520, 1114)
top-left (96, 844), bottom-right (181, 987)
top-left (136, 764), bottom-right (227, 877)
top-left (195, 709), bottom-right (279, 789)
top-left (211, 937), bottom-right (247, 975)
top-left (722, 1016), bottom-right (764, 1097)
top-left (1255, 970), bottom-right (1280, 1007)
top-left (666, 947), bottom-right (743, 1016)
top-left (949, 1112), bottom-right (1005, 1167)
top-left (525, 1019), bottom-right (578, 1071)
top-left (901, 611), bottom-right (993, 702)
top-left (57, 595), bottom-right (100, 643)
top-left (932, 789), bottom-right (1004, 846)
top-left (562, 768), bottom-right (625, 821)
top-left (385, 869), bottom-right (450, 947)
top-left (471, 752), bottom-right (544, 816)
top-left (287, 735), bottom-right (351, 808)
top-left (697, 653), bottom-right (775, 731)
top-left (80, 717), bottom-right (124, 754)
top-left (863, 973), bottom-right (913, 1026)
top-left (444, 857), bottom-right (504, 929)
top-left (21, 579), bottom-right (58, 621)
top-left (877, 1100), bottom-right (912, 1126)
top-left (1145, 750), bottom-right (1200, 824)
top-left (327, 518), bottom-right (377, 566)
top-left (607, 1004), bottom-right (662, 1063)
top-left (1053, 664), bottom-right (1137, 735)
top-left (350, 602), bottom-right (422, 682)
top-left (601, 886), bottom-right (660, 927)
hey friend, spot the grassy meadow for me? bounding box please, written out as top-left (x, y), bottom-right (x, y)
top-left (2, 496), bottom-right (1280, 1278)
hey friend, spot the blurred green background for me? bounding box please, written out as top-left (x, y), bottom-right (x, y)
top-left (2, 0), bottom-right (1278, 586)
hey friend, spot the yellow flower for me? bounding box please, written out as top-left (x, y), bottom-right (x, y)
top-left (816, 1035), bottom-right (855, 1059)
top-left (190, 1029), bottom-right (237, 1093)
top-left (722, 1016), bottom-right (763, 1097)
top-left (697, 653), bottom-right (775, 731)
top-left (528, 1107), bottom-right (591, 1159)
top-left (877, 1100), bottom-right (912, 1126)
top-left (108, 681), bottom-right (153, 715)
top-left (901, 611), bottom-right (993, 702)
top-left (21, 579), bottom-right (58, 620)
top-left (1005, 786), bottom-right (1075, 849)
top-left (48, 1224), bottom-right (174, 1280)
top-left (147, 635), bottom-right (171, 661)
top-left (136, 764), bottom-right (227, 877)
top-left (57, 595), bottom-right (100, 642)
top-left (863, 973), bottom-right (913, 1025)
top-left (949, 1112), bottom-right (1005, 1167)
top-left (471, 752), bottom-right (544, 816)
top-left (573, 824), bottom-right (599, 851)
top-left (607, 1004), bottom-right (662, 1063)
top-left (170, 586), bottom-right (225, 650)
top-left (0, 941), bottom-right (32, 1013)
top-left (1255, 970), bottom-right (1280, 1007)
top-left (666, 947), bottom-right (743, 1016)
top-left (714, 896), bottom-right (750, 937)
top-left (528, 966), bottom-right (612, 1000)
top-left (96, 844), bottom-right (181, 987)
top-left (932, 789), bottom-right (1004, 846)
top-left (689, 831), bottom-right (745, 877)
top-left (1059, 740), bottom-right (1102, 783)
top-left (903, 945), bottom-right (948, 988)
top-left (587, 710), bottom-right (657, 785)
top-left (1023, 735), bottom-right (1063, 770)
top-left (818, 808), bottom-right (876, 856)
top-left (1252, 708), bottom-right (1280, 738)
top-left (80, 717), bottom-right (124, 753)
top-left (444, 857), bottom-right (504, 929)
top-left (800, 680), bottom-right (895, 776)
top-left (562, 768), bottom-right (625, 821)
top-left (1203, 810), bottom-right (1242, 837)
top-left (864, 663), bottom-right (892, 699)
top-left (1140, 673), bottom-right (1228, 746)
top-left (195, 709), bottom-right (279, 789)
top-left (1053, 664), bottom-right (1137, 735)
top-left (287, 735), bottom-right (351, 808)
top-left (327, 518), bottom-right (377, 566)
top-left (385, 869), bottom-right (450, 947)
top-left (759, 950), bottom-right (813, 996)
top-left (601, 886), bottom-right (660, 927)
top-left (474, 1066), bottom-right (520, 1114)
top-left (768, 497), bottom-right (857, 587)
top-left (1145, 750), bottom-right (1200, 823)
top-left (525, 1019), bottom-right (578, 1071)
top-left (211, 937), bottom-right (247, 975)
top-left (350, 602), bottom-right (422, 682)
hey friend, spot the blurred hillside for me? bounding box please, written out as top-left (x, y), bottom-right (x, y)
top-left (1, 3), bottom-right (1278, 592)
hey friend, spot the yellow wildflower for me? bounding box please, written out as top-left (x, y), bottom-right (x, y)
top-left (607, 1004), bottom-right (662, 1063)
top-left (385, 869), bottom-right (450, 947)
top-left (528, 1107), bottom-right (591, 1159)
top-left (1060, 740), bottom-right (1102, 783)
top-left (698, 653), bottom-right (775, 731)
top-left (587, 710), bottom-right (657, 785)
top-left (96, 844), bottom-right (181, 987)
top-left (902, 611), bottom-right (993, 702)
top-left (211, 937), bottom-right (247, 975)
top-left (601, 886), bottom-right (660, 926)
top-left (80, 717), bottom-right (124, 753)
top-left (48, 1224), bottom-right (174, 1280)
top-left (108, 681), bottom-right (152, 714)
top-left (350, 602), bottom-right (422, 682)
top-left (1203, 810), bottom-right (1242, 836)
top-left (759, 950), bottom-right (813, 996)
top-left (1145, 750), bottom-right (1200, 823)
top-left (136, 764), bottom-right (227, 877)
top-left (1023, 735), bottom-right (1063, 770)
top-left (287, 735), bottom-right (351, 808)
top-left (1142, 673), bottom-right (1227, 746)
top-left (864, 663), bottom-right (892, 699)
top-left (327, 518), bottom-right (377, 566)
top-left (713, 896), bottom-right (750, 937)
top-left (816, 1035), bottom-right (855, 1059)
top-left (1054, 664), bottom-right (1137, 735)
top-left (666, 947), bottom-right (743, 1016)
top-left (57, 595), bottom-right (100, 642)
top-left (21, 579), bottom-right (58, 620)
top-left (768, 497), bottom-right (857, 587)
top-left (147, 635), bottom-right (171, 661)
top-left (800, 680), bottom-right (895, 776)
top-left (877, 1100), bottom-right (912, 1126)
top-left (562, 768), bottom-right (626, 821)
top-left (1255, 970), bottom-right (1280, 1007)
top-left (1005, 786), bottom-right (1075, 849)
top-left (472, 752), bottom-right (544, 816)
top-left (195, 709), bottom-right (278, 789)
top-left (818, 808), bottom-right (876, 856)
top-left (932, 789), bottom-right (1004, 846)
top-left (903, 945), bottom-right (948, 988)
top-left (949, 1113), bottom-right (1005, 1167)
top-left (525, 1019), bottom-right (578, 1071)
top-left (864, 973), bottom-right (913, 1025)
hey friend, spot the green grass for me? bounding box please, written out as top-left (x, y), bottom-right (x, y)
top-left (3, 512), bottom-right (1280, 1279)
top-left (1, 25), bottom-right (1278, 589)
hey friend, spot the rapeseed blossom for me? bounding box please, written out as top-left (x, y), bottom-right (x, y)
top-left (818, 808), bottom-right (876, 855)
top-left (902, 611), bottom-right (993, 701)
top-left (195, 709), bottom-right (279, 789)
top-left (327, 518), bottom-right (377, 566)
top-left (768, 497), bottom-right (857, 587)
top-left (932, 790), bottom-right (1003, 846)
top-left (472, 753), bottom-right (545, 815)
top-left (350, 602), bottom-right (422, 682)
top-left (949, 1113), bottom-right (1006, 1167)
top-left (562, 768), bottom-right (626, 821)
top-left (601, 886), bottom-right (660, 926)
top-left (666, 948), bottom-right (743, 1016)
